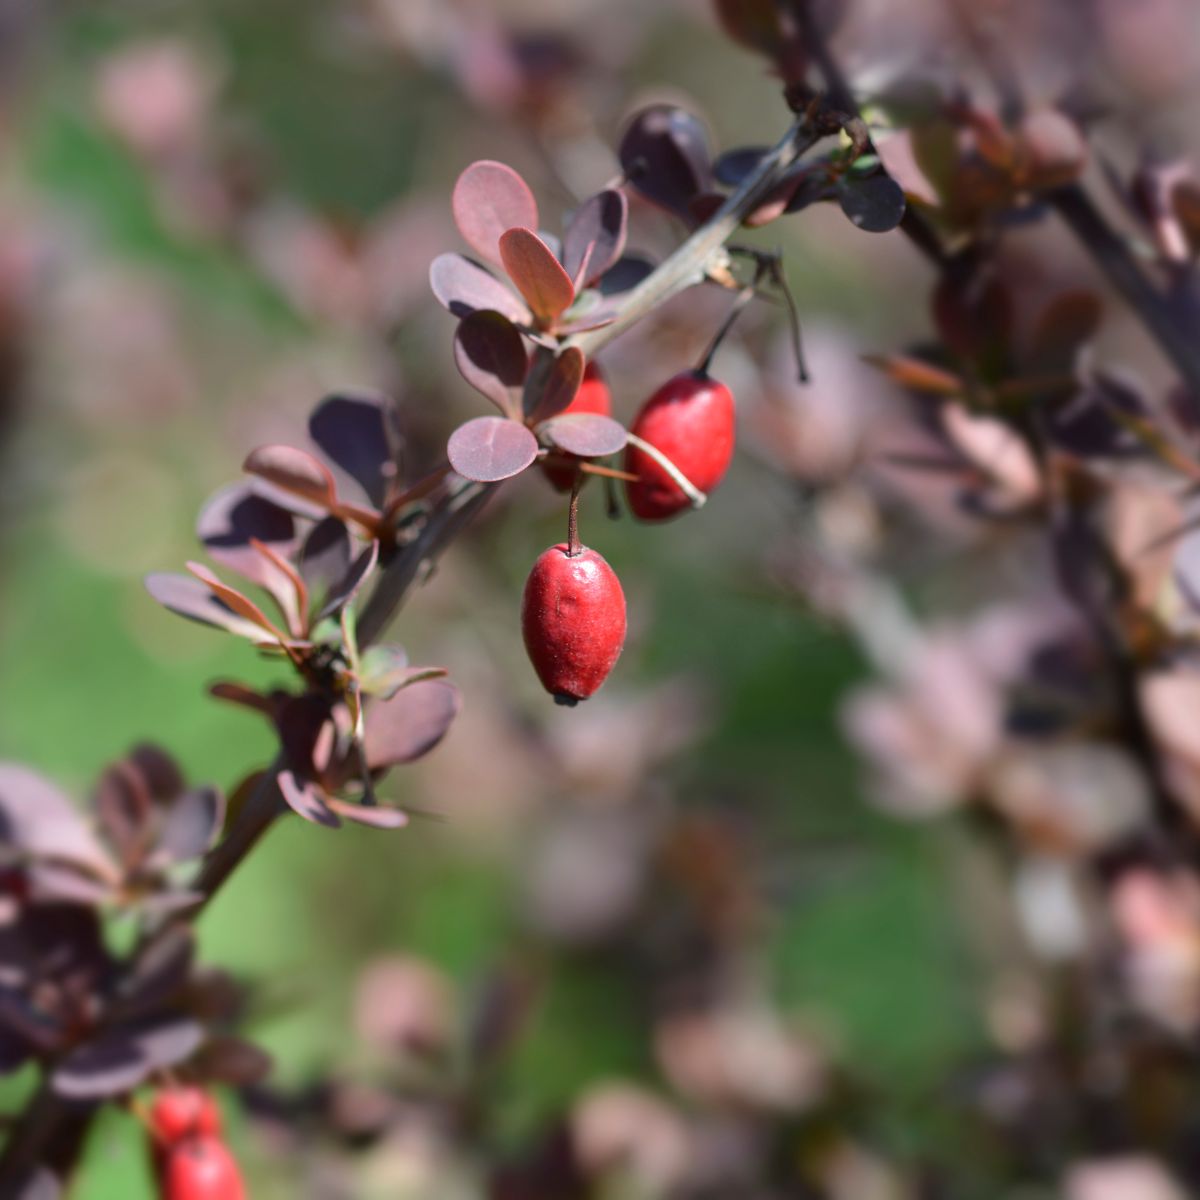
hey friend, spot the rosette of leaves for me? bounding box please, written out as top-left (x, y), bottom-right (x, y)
top-left (430, 159), bottom-right (645, 337)
top-left (443, 311), bottom-right (628, 484)
top-left (145, 395), bottom-right (460, 829)
top-left (0, 748), bottom-right (224, 914)
top-left (0, 761), bottom-right (267, 1101)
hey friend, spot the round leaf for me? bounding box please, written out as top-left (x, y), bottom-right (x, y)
top-left (309, 393), bottom-right (396, 508)
top-left (540, 413), bottom-right (628, 457)
top-left (837, 174), bottom-right (907, 233)
top-left (452, 160), bottom-right (539, 265)
top-left (618, 105), bottom-right (713, 217)
top-left (447, 416), bottom-right (539, 482)
top-left (364, 680), bottom-right (461, 769)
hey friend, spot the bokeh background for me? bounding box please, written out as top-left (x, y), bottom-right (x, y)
top-left (2, 1), bottom-right (1198, 1196)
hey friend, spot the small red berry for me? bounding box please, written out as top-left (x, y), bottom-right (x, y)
top-left (150, 1087), bottom-right (222, 1145)
top-left (624, 370), bottom-right (735, 521)
top-left (543, 361), bottom-right (613, 492)
top-left (160, 1136), bottom-right (246, 1200)
top-left (522, 543), bottom-right (626, 703)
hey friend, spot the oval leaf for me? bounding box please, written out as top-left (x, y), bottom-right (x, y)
top-left (541, 413), bottom-right (628, 457)
top-left (452, 160), bottom-right (539, 265)
top-left (618, 105), bottom-right (713, 217)
top-left (144, 573), bottom-right (272, 641)
top-left (243, 445), bottom-right (337, 508)
top-left (454, 310), bottom-right (529, 416)
top-left (326, 798), bottom-right (410, 829)
top-left (278, 769), bottom-right (340, 828)
top-left (562, 190), bottom-right (628, 289)
top-left (309, 393), bottom-right (395, 508)
top-left (837, 174), bottom-right (907, 233)
top-left (364, 679), bottom-right (462, 769)
top-left (499, 228), bottom-right (576, 323)
top-left (429, 253), bottom-right (531, 324)
top-left (447, 416), bottom-right (539, 482)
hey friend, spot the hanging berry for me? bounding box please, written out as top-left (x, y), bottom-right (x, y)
top-left (159, 1136), bottom-right (247, 1200)
top-left (150, 1087), bottom-right (222, 1146)
top-left (522, 542), bottom-right (627, 704)
top-left (624, 371), bottom-right (735, 520)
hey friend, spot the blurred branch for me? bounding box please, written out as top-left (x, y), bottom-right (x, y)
top-left (564, 114), bottom-right (819, 357)
top-left (1050, 185), bottom-right (1200, 400)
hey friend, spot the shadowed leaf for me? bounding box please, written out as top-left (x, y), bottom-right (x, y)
top-left (454, 311), bottom-right (529, 416)
top-left (452, 160), bottom-right (539, 265)
top-left (278, 769), bottom-right (340, 828)
top-left (191, 1035), bottom-right (273, 1086)
top-left (155, 787), bottom-right (225, 865)
top-left (499, 228), bottom-right (576, 323)
top-left (300, 517), bottom-right (353, 605)
top-left (596, 255), bottom-right (656, 296)
top-left (316, 541), bottom-right (379, 623)
top-left (197, 484), bottom-right (297, 587)
top-left (185, 562), bottom-right (285, 640)
top-left (524, 347), bottom-right (585, 423)
top-left (53, 1019), bottom-right (203, 1099)
top-left (562, 190), bottom-right (628, 289)
top-left (429, 253), bottom-right (531, 324)
top-left (619, 105), bottom-right (713, 217)
top-left (714, 145), bottom-right (770, 186)
top-left (309, 394), bottom-right (395, 508)
top-left (364, 679), bottom-right (462, 768)
top-left (837, 174), bottom-right (907, 232)
top-left (447, 416), bottom-right (539, 482)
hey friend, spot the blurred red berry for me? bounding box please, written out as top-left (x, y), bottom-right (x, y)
top-left (160, 1136), bottom-right (246, 1200)
top-left (150, 1087), bottom-right (222, 1146)
top-left (542, 361), bottom-right (613, 491)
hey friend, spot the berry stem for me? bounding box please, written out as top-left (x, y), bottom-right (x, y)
top-left (697, 283), bottom-right (757, 376)
top-left (624, 433), bottom-right (707, 509)
top-left (567, 474), bottom-right (583, 557)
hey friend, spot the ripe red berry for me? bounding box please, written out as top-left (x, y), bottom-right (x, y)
top-left (623, 370), bottom-right (735, 521)
top-left (542, 361), bottom-right (613, 492)
top-left (522, 543), bottom-right (626, 703)
top-left (150, 1087), bottom-right (222, 1146)
top-left (160, 1136), bottom-right (246, 1200)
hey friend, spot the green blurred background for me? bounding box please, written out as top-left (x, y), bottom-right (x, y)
top-left (0, 2), bottom-right (982, 1193)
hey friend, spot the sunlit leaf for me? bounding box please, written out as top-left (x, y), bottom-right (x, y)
top-left (451, 160), bottom-right (539, 265)
top-left (498, 228), bottom-right (576, 323)
top-left (447, 416), bottom-right (539, 482)
top-left (540, 413), bottom-right (628, 457)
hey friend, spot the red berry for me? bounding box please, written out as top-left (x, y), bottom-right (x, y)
top-left (151, 1087), bottom-right (222, 1146)
top-left (522, 543), bottom-right (626, 703)
top-left (623, 370), bottom-right (735, 521)
top-left (160, 1137), bottom-right (246, 1200)
top-left (542, 361), bottom-right (613, 492)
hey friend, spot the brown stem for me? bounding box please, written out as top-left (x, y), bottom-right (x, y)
top-left (566, 476), bottom-right (582, 557)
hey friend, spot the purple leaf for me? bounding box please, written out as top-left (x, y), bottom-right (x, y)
top-left (154, 786), bottom-right (225, 865)
top-left (309, 393), bottom-right (396, 508)
top-left (524, 346), bottom-right (585, 423)
top-left (837, 174), bottom-right (907, 233)
top-left (498, 228), bottom-right (576, 323)
top-left (197, 484), bottom-right (297, 586)
top-left (429, 253), bottom-right (531, 324)
top-left (17, 1167), bottom-right (60, 1200)
top-left (364, 679), bottom-right (462, 769)
top-left (300, 517), bottom-right (353, 603)
top-left (185, 562), bottom-right (285, 640)
top-left (540, 413), bottom-right (628, 457)
top-left (52, 1018), bottom-right (203, 1099)
top-left (447, 416), bottom-right (539, 482)
top-left (191, 1035), bottom-right (273, 1086)
top-left (315, 541), bottom-right (379, 623)
top-left (453, 311), bottom-right (529, 417)
top-left (0, 766), bottom-right (113, 878)
top-left (619, 105), bottom-right (714, 217)
top-left (562, 190), bottom-right (628, 289)
top-left (714, 145), bottom-right (770, 186)
top-left (596, 255), bottom-right (656, 296)
top-left (119, 925), bottom-right (195, 1014)
top-left (145, 573), bottom-right (271, 640)
top-left (452, 160), bottom-right (539, 265)
top-left (278, 769), bottom-right (341, 828)
top-left (326, 798), bottom-right (410, 829)
top-left (243, 445), bottom-right (338, 508)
